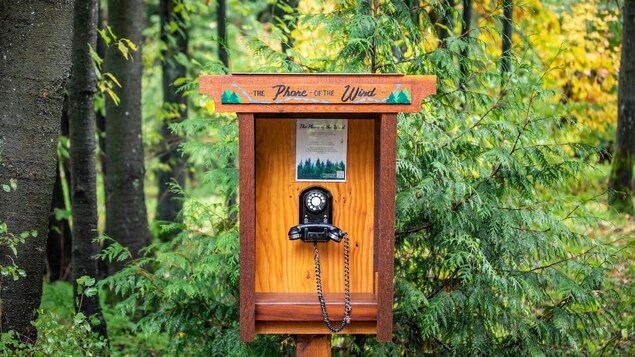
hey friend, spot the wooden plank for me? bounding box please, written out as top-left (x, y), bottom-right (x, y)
top-left (256, 322), bottom-right (376, 335)
top-left (255, 292), bottom-right (377, 321)
top-left (375, 114), bottom-right (397, 342)
top-left (239, 113), bottom-right (256, 342)
top-left (296, 335), bottom-right (331, 357)
top-left (200, 74), bottom-right (436, 113)
top-left (254, 119), bottom-right (375, 294)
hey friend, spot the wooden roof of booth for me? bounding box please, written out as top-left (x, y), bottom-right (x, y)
top-left (199, 74), bottom-right (436, 113)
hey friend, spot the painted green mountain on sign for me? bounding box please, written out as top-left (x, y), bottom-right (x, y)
top-left (221, 89), bottom-right (242, 104)
top-left (386, 88), bottom-right (411, 104)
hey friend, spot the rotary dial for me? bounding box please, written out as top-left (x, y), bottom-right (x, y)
top-left (305, 190), bottom-right (327, 213)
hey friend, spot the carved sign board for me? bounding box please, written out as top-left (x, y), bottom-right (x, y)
top-left (200, 74), bottom-right (437, 113)
top-left (221, 84), bottom-right (412, 105)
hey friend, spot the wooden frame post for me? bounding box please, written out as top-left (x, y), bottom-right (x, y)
top-left (239, 113), bottom-right (256, 341)
top-left (375, 114), bottom-right (397, 341)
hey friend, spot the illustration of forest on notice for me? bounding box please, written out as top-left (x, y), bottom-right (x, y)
top-left (297, 158), bottom-right (345, 180)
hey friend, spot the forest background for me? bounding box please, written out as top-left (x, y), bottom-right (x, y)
top-left (0, 0), bottom-right (634, 355)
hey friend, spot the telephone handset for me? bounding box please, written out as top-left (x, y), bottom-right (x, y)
top-left (287, 187), bottom-right (345, 243)
top-left (288, 186), bottom-right (351, 333)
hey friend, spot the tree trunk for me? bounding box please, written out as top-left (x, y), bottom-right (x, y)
top-left (69, 0), bottom-right (107, 337)
top-left (105, 0), bottom-right (150, 271)
top-left (459, 0), bottom-right (473, 89)
top-left (218, 0), bottom-right (239, 219)
top-left (47, 100), bottom-right (72, 282)
top-left (608, 0), bottom-right (635, 213)
top-left (96, 4), bottom-right (108, 187)
top-left (0, 0), bottom-right (74, 340)
top-left (156, 0), bottom-right (188, 241)
top-left (96, 4), bottom-right (109, 280)
top-left (500, 0), bottom-right (513, 79)
top-left (217, 0), bottom-right (229, 67)
top-left (437, 0), bottom-right (455, 47)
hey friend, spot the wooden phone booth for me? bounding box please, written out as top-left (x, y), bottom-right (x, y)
top-left (199, 74), bottom-right (436, 345)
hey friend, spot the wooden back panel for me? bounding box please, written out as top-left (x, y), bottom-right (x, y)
top-left (255, 118), bottom-right (375, 294)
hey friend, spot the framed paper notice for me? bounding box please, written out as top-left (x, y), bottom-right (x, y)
top-left (296, 119), bottom-right (348, 182)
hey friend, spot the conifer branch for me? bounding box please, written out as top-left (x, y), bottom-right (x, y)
top-left (395, 222), bottom-right (433, 237)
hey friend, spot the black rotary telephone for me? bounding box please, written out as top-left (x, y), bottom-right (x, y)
top-left (288, 186), bottom-right (351, 333)
top-left (288, 186), bottom-right (345, 243)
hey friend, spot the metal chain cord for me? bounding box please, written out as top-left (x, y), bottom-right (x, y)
top-left (313, 233), bottom-right (351, 333)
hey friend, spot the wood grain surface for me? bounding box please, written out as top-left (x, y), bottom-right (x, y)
top-left (375, 114), bottom-right (397, 342)
top-left (254, 118), bottom-right (375, 294)
top-left (200, 74), bottom-right (436, 113)
top-left (296, 335), bottom-right (332, 357)
top-left (239, 113), bottom-right (256, 341)
top-left (256, 322), bottom-right (376, 335)
top-left (255, 292), bottom-right (377, 321)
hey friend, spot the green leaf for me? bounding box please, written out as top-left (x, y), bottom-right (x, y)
top-left (88, 44), bottom-right (100, 62)
top-left (77, 276), bottom-right (96, 287)
top-left (74, 312), bottom-right (86, 324)
top-left (107, 25), bottom-right (117, 42)
top-left (98, 28), bottom-right (111, 45)
top-left (104, 72), bottom-right (122, 87)
top-left (173, 77), bottom-right (189, 86)
top-left (85, 287), bottom-right (98, 297)
top-left (123, 38), bottom-right (138, 52)
top-left (173, 2), bottom-right (183, 13)
top-left (2, 184), bottom-right (10, 192)
top-left (105, 88), bottom-right (121, 105)
top-left (117, 41), bottom-right (129, 60)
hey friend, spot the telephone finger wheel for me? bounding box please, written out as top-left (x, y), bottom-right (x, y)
top-left (305, 190), bottom-right (327, 213)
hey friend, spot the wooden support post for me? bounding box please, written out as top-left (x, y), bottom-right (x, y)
top-left (375, 113), bottom-right (397, 342)
top-left (296, 335), bottom-right (331, 357)
top-left (239, 113), bottom-right (256, 341)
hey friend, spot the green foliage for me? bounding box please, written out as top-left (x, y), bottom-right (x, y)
top-left (36, 0), bottom-right (629, 355)
top-left (92, 25), bottom-right (139, 106)
top-left (0, 279), bottom-right (108, 355)
top-left (96, 105), bottom-right (291, 355)
top-left (0, 310), bottom-right (108, 356)
top-left (0, 180), bottom-right (35, 281)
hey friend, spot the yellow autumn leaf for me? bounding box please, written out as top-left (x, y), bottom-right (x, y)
top-left (206, 99), bottom-right (215, 114)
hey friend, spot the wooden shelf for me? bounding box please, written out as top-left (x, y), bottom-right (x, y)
top-left (255, 292), bottom-right (377, 322)
top-left (256, 321), bottom-right (377, 335)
